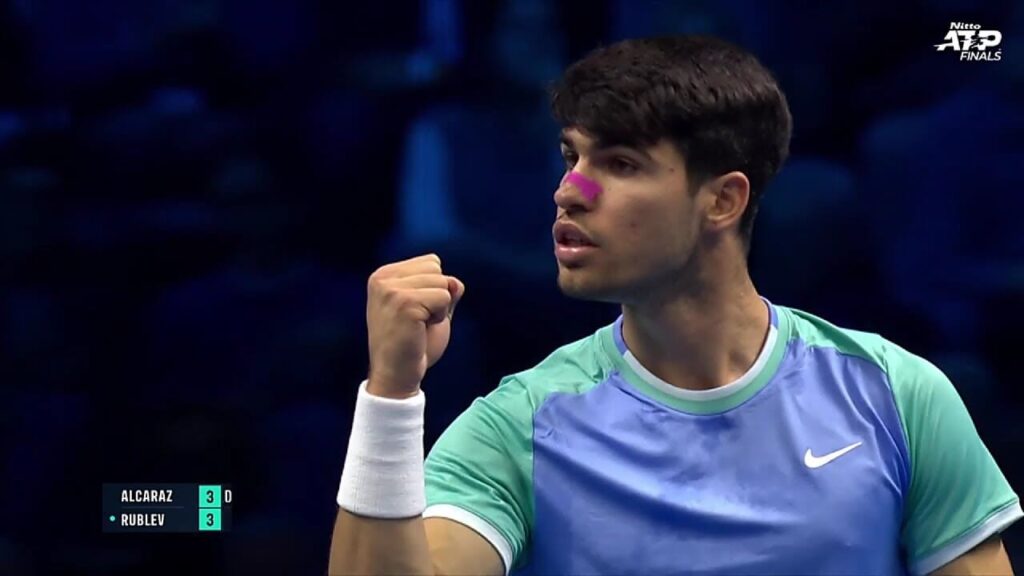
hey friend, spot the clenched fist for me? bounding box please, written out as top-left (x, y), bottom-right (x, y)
top-left (365, 254), bottom-right (465, 399)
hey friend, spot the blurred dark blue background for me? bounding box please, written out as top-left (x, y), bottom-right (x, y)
top-left (1, 0), bottom-right (1022, 574)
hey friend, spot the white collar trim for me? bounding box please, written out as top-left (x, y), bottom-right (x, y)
top-left (621, 323), bottom-right (778, 402)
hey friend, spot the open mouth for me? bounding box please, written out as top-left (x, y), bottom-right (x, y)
top-left (553, 222), bottom-right (598, 266)
top-left (553, 222), bottom-right (597, 247)
top-left (558, 236), bottom-right (595, 247)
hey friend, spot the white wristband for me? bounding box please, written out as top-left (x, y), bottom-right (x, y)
top-left (337, 380), bottom-right (426, 518)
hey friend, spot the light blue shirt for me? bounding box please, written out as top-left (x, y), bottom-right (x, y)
top-left (425, 300), bottom-right (1021, 574)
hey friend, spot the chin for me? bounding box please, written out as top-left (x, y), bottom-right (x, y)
top-left (556, 270), bottom-right (619, 303)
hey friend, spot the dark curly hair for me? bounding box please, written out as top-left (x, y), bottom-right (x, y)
top-left (550, 36), bottom-right (793, 246)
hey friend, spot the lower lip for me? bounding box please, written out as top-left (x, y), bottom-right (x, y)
top-left (554, 243), bottom-right (598, 265)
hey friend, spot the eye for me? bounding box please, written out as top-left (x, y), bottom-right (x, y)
top-left (561, 149), bottom-right (578, 169)
top-left (609, 157), bottom-right (638, 175)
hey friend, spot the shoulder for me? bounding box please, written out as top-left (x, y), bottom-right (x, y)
top-left (489, 322), bottom-right (616, 413)
top-left (780, 305), bottom-right (946, 393)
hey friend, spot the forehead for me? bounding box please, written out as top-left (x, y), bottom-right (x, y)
top-left (559, 127), bottom-right (686, 169)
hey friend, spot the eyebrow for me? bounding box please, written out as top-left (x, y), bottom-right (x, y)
top-left (559, 133), bottom-right (654, 163)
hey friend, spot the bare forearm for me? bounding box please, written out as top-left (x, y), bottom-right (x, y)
top-left (331, 255), bottom-right (472, 575)
top-left (929, 536), bottom-right (1013, 575)
top-left (329, 508), bottom-right (434, 576)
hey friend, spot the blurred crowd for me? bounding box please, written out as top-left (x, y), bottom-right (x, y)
top-left (1, 0), bottom-right (1022, 573)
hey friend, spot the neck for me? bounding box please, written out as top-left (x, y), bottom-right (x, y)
top-left (620, 266), bottom-right (769, 392)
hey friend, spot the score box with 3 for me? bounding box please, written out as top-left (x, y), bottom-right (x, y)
top-left (102, 483), bottom-right (232, 533)
top-left (197, 485), bottom-right (231, 532)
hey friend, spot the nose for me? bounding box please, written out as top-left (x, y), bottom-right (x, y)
top-left (554, 170), bottom-right (601, 211)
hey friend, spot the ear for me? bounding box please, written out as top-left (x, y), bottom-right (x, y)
top-left (703, 171), bottom-right (750, 234)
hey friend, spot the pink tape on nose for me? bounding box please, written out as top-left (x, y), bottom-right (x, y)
top-left (563, 171), bottom-right (602, 201)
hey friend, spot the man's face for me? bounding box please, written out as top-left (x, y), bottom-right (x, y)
top-left (553, 127), bottom-right (704, 304)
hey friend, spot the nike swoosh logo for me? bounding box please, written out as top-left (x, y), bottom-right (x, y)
top-left (803, 441), bottom-right (863, 469)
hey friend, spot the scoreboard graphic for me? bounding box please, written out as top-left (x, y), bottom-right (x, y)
top-left (103, 484), bottom-right (233, 533)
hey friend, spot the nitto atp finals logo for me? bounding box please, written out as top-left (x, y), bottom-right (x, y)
top-left (935, 22), bottom-right (1003, 61)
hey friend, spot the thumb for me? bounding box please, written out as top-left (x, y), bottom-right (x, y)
top-left (446, 276), bottom-right (465, 318)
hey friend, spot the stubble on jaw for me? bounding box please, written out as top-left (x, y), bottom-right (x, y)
top-left (556, 267), bottom-right (626, 304)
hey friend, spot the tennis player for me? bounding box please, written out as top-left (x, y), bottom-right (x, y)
top-left (329, 36), bottom-right (1019, 575)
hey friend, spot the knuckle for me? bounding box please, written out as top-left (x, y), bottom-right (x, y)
top-left (380, 285), bottom-right (400, 303)
top-left (391, 290), bottom-right (417, 309)
top-left (367, 273), bottom-right (390, 295)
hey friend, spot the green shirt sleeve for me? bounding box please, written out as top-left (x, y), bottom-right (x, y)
top-left (890, 351), bottom-right (1021, 574)
top-left (424, 376), bottom-right (536, 573)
